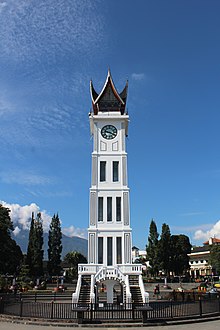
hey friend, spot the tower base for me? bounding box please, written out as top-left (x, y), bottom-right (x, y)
top-left (72, 264), bottom-right (149, 305)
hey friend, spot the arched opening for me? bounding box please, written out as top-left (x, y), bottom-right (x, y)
top-left (95, 279), bottom-right (125, 304)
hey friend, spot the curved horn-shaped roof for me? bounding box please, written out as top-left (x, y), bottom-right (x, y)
top-left (90, 80), bottom-right (99, 103)
top-left (90, 70), bottom-right (128, 115)
top-left (120, 80), bottom-right (128, 103)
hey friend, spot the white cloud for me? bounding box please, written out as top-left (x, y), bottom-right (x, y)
top-left (179, 212), bottom-right (205, 217)
top-left (0, 1), bottom-right (105, 149)
top-left (0, 2), bottom-right (7, 13)
top-left (0, 200), bottom-right (51, 232)
top-left (13, 226), bottom-right (21, 236)
top-left (131, 73), bottom-right (145, 81)
top-left (0, 0), bottom-right (104, 62)
top-left (28, 102), bottom-right (83, 135)
top-left (63, 225), bottom-right (87, 239)
top-left (172, 223), bottom-right (212, 233)
top-left (194, 219), bottom-right (220, 241)
top-left (1, 200), bottom-right (87, 238)
top-left (0, 170), bottom-right (54, 186)
top-left (25, 189), bottom-right (72, 198)
top-left (0, 92), bottom-right (14, 117)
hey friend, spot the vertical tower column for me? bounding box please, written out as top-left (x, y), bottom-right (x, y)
top-left (88, 70), bottom-right (132, 269)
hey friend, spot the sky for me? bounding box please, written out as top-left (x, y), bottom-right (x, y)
top-left (1, 0), bottom-right (220, 249)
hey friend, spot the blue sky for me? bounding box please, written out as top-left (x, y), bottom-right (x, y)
top-left (1, 0), bottom-right (220, 248)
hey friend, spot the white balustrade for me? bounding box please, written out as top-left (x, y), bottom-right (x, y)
top-left (78, 263), bottom-right (142, 276)
top-left (78, 264), bottom-right (99, 274)
top-left (90, 274), bottom-right (95, 303)
top-left (93, 266), bottom-right (126, 283)
top-left (72, 274), bottom-right (81, 303)
top-left (138, 274), bottom-right (149, 303)
top-left (118, 264), bottom-right (142, 274)
top-left (125, 274), bottom-right (132, 304)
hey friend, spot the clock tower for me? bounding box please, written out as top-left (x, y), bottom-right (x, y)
top-left (73, 70), bottom-right (149, 305)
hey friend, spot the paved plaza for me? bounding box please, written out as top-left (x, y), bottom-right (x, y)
top-left (0, 319), bottom-right (220, 330)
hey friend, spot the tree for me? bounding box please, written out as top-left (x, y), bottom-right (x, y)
top-left (146, 219), bottom-right (159, 276)
top-left (19, 256), bottom-right (31, 284)
top-left (0, 204), bottom-right (13, 234)
top-left (64, 251), bottom-right (87, 279)
top-left (26, 213), bottom-right (35, 275)
top-left (48, 213), bottom-right (62, 276)
top-left (0, 204), bottom-right (23, 274)
top-left (157, 223), bottom-right (171, 276)
top-left (209, 244), bottom-right (220, 275)
top-left (34, 212), bottom-right (44, 277)
top-left (26, 212), bottom-right (44, 278)
top-left (3, 238), bottom-right (23, 275)
top-left (170, 234), bottom-right (191, 276)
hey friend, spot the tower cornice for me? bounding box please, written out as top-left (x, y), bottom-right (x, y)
top-left (89, 113), bottom-right (129, 137)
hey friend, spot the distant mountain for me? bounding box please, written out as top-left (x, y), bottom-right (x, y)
top-left (13, 229), bottom-right (87, 260)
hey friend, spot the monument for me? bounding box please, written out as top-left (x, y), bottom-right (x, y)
top-left (73, 70), bottom-right (149, 305)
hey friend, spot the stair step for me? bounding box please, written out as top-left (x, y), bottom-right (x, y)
top-left (79, 275), bottom-right (91, 304)
top-left (130, 286), bottom-right (143, 304)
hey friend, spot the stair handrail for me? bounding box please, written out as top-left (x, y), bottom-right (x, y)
top-left (138, 274), bottom-right (149, 303)
top-left (72, 274), bottom-right (82, 303)
top-left (94, 266), bottom-right (126, 283)
top-left (94, 266), bottom-right (105, 282)
top-left (125, 274), bottom-right (132, 304)
top-left (114, 266), bottom-right (126, 283)
top-left (90, 274), bottom-right (95, 304)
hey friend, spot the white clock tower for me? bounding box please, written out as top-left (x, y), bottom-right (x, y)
top-left (73, 70), bottom-right (149, 305)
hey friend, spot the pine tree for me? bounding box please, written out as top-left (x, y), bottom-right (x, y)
top-left (26, 212), bottom-right (35, 275)
top-left (26, 212), bottom-right (44, 278)
top-left (146, 219), bottom-right (159, 276)
top-left (47, 213), bottom-right (62, 276)
top-left (33, 212), bottom-right (44, 277)
top-left (158, 223), bottom-right (171, 276)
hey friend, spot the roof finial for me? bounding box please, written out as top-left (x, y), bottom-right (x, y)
top-left (107, 67), bottom-right (111, 77)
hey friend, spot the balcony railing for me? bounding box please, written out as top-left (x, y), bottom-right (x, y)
top-left (78, 264), bottom-right (142, 276)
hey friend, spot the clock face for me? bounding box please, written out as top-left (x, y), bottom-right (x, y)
top-left (101, 125), bottom-right (117, 140)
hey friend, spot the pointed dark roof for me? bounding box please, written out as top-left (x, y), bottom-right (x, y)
top-left (90, 69), bottom-right (128, 115)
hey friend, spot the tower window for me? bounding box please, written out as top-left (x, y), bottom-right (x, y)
top-left (116, 237), bottom-right (122, 264)
top-left (107, 197), bottom-right (112, 222)
top-left (116, 197), bottom-right (121, 221)
top-left (98, 197), bottom-right (103, 222)
top-left (100, 161), bottom-right (106, 182)
top-left (98, 237), bottom-right (103, 264)
top-left (113, 161), bottom-right (119, 182)
top-left (107, 237), bottom-right (113, 266)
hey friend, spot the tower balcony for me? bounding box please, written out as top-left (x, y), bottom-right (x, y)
top-left (78, 264), bottom-right (142, 277)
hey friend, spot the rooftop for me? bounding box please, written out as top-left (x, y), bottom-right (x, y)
top-left (90, 69), bottom-right (128, 115)
top-left (203, 237), bottom-right (220, 245)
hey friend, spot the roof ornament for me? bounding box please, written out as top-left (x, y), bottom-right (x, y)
top-left (90, 70), bottom-right (128, 115)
